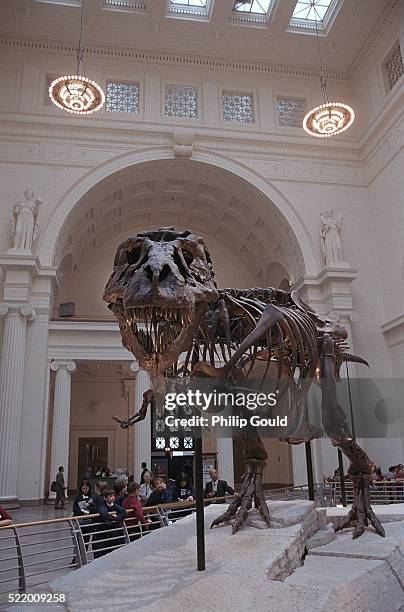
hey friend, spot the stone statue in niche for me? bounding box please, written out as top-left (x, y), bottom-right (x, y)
top-left (320, 209), bottom-right (343, 265)
top-left (10, 190), bottom-right (42, 253)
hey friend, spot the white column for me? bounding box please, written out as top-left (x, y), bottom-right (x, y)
top-left (291, 443), bottom-right (307, 487)
top-left (133, 366), bottom-right (152, 480)
top-left (49, 360), bottom-right (76, 496)
top-left (0, 303), bottom-right (35, 504)
top-left (217, 437), bottom-right (234, 488)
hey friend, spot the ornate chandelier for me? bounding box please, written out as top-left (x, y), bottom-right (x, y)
top-left (303, 13), bottom-right (354, 138)
top-left (49, 0), bottom-right (104, 115)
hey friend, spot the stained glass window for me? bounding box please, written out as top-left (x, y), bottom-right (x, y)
top-left (155, 437), bottom-right (165, 449)
top-left (165, 85), bottom-right (198, 118)
top-left (106, 81), bottom-right (140, 113)
top-left (169, 436), bottom-right (180, 449)
top-left (276, 96), bottom-right (306, 127)
top-left (383, 43), bottom-right (403, 92)
top-left (222, 91), bottom-right (255, 124)
top-left (184, 437), bottom-right (193, 449)
top-left (155, 419), bottom-right (165, 432)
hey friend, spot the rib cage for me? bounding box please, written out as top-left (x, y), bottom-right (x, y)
top-left (169, 287), bottom-right (349, 387)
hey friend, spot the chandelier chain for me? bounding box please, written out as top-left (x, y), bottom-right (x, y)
top-left (314, 15), bottom-right (328, 105)
top-left (76, 0), bottom-right (85, 75)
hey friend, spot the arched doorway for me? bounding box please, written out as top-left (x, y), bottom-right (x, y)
top-left (47, 156), bottom-right (315, 489)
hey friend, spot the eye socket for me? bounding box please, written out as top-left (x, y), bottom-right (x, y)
top-left (182, 248), bottom-right (194, 266)
top-left (173, 250), bottom-right (188, 279)
top-left (126, 246), bottom-right (142, 265)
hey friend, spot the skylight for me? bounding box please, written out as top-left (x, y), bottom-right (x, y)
top-left (167, 0), bottom-right (212, 20)
top-left (289, 0), bottom-right (341, 34)
top-left (171, 0), bottom-right (208, 8)
top-left (233, 0), bottom-right (272, 15)
top-left (292, 0), bottom-right (331, 21)
top-left (231, 0), bottom-right (277, 25)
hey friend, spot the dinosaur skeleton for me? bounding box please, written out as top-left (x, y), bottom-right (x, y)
top-left (104, 227), bottom-right (384, 538)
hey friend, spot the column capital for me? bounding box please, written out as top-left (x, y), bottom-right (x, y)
top-left (50, 359), bottom-right (77, 373)
top-left (328, 310), bottom-right (359, 324)
top-left (0, 303), bottom-right (36, 320)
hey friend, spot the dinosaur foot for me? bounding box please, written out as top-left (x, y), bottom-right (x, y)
top-left (210, 460), bottom-right (269, 534)
top-left (335, 474), bottom-right (385, 539)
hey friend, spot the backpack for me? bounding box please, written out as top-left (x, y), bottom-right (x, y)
top-left (50, 481), bottom-right (57, 493)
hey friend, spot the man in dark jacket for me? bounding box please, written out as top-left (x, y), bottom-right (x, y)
top-left (54, 466), bottom-right (66, 509)
top-left (204, 469), bottom-right (234, 501)
top-left (92, 489), bottom-right (127, 558)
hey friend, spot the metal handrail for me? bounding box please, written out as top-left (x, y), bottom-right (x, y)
top-left (0, 496), bottom-right (238, 600)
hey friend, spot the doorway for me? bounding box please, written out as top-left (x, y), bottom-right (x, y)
top-left (78, 437), bottom-right (108, 484)
top-left (151, 452), bottom-right (194, 486)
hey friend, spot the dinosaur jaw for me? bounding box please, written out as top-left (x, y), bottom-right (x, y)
top-left (114, 302), bottom-right (204, 375)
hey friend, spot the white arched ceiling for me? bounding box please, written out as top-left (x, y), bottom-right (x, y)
top-left (54, 159), bottom-right (306, 290)
top-left (265, 262), bottom-right (290, 288)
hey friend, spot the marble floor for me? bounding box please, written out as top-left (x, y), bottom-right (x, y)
top-left (6, 501), bottom-right (73, 525)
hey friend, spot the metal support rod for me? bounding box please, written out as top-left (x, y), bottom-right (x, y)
top-left (337, 448), bottom-right (347, 507)
top-left (305, 440), bottom-right (315, 501)
top-left (194, 434), bottom-right (205, 571)
top-left (12, 527), bottom-right (26, 593)
top-left (345, 362), bottom-right (356, 441)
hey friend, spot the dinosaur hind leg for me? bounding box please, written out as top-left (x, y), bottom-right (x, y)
top-left (211, 430), bottom-right (270, 534)
top-left (320, 334), bottom-right (384, 538)
top-left (210, 460), bottom-right (269, 533)
top-left (331, 437), bottom-right (385, 539)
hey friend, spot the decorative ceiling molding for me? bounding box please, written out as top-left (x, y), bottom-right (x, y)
top-left (0, 37), bottom-right (349, 82)
top-left (0, 99), bottom-right (401, 188)
top-left (348, 0), bottom-right (400, 77)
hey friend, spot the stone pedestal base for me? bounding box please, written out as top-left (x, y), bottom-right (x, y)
top-left (49, 502), bottom-right (404, 612)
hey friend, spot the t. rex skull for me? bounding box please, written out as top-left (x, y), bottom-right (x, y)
top-left (104, 228), bottom-right (218, 375)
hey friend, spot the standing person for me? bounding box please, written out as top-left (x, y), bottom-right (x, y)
top-left (92, 489), bottom-right (127, 558)
top-left (114, 481), bottom-right (128, 506)
top-left (138, 471), bottom-right (153, 505)
top-left (172, 472), bottom-right (195, 520)
top-left (88, 480), bottom-right (108, 514)
top-left (204, 469), bottom-right (234, 501)
top-left (384, 465), bottom-right (396, 479)
top-left (0, 506), bottom-right (12, 527)
top-left (140, 462), bottom-right (148, 485)
top-left (173, 472), bottom-right (195, 502)
top-left (145, 478), bottom-right (172, 529)
top-left (54, 466), bottom-right (66, 510)
top-left (123, 483), bottom-right (152, 540)
top-left (183, 460), bottom-right (193, 484)
top-left (145, 478), bottom-right (172, 506)
top-left (73, 480), bottom-right (93, 517)
top-left (71, 480), bottom-right (93, 566)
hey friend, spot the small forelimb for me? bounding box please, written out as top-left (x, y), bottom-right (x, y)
top-left (113, 389), bottom-right (154, 429)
